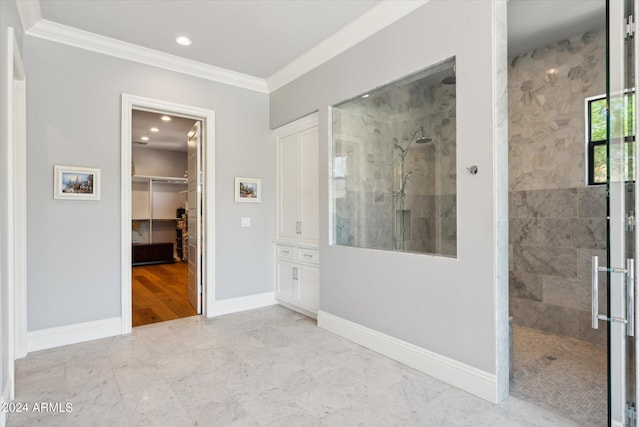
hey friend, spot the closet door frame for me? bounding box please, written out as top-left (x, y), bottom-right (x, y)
top-left (120, 94), bottom-right (216, 334)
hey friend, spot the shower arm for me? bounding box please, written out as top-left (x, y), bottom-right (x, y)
top-left (398, 127), bottom-right (426, 161)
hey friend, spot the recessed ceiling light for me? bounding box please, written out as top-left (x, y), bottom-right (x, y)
top-left (150, 127), bottom-right (159, 133)
top-left (175, 36), bottom-right (192, 46)
top-left (140, 136), bottom-right (149, 141)
top-left (161, 115), bottom-right (171, 122)
top-left (361, 94), bottom-right (370, 98)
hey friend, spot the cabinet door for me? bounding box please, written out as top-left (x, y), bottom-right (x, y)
top-left (276, 261), bottom-right (298, 304)
top-left (278, 133), bottom-right (301, 239)
top-left (299, 127), bottom-right (319, 240)
top-left (298, 264), bottom-right (319, 312)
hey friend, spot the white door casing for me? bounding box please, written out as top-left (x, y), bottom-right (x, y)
top-left (121, 94), bottom-right (215, 334)
top-left (3, 27), bottom-right (27, 413)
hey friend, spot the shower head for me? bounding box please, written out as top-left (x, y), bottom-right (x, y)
top-left (414, 126), bottom-right (432, 144)
top-left (442, 65), bottom-right (456, 85)
top-left (441, 75), bottom-right (456, 85)
top-left (416, 135), bottom-right (432, 144)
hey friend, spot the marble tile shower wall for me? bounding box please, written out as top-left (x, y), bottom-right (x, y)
top-left (333, 75), bottom-right (456, 255)
top-left (509, 28), bottom-right (607, 344)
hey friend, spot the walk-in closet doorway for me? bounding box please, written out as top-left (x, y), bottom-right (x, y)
top-left (121, 94), bottom-right (216, 334)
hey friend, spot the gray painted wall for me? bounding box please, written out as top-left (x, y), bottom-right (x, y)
top-left (0, 0), bottom-right (24, 410)
top-left (270, 0), bottom-right (507, 379)
top-left (24, 37), bottom-right (275, 331)
top-left (132, 146), bottom-right (188, 178)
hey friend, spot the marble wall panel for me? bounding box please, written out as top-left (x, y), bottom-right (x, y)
top-left (509, 270), bottom-right (543, 302)
top-left (512, 246), bottom-right (577, 278)
top-left (509, 27), bottom-right (607, 345)
top-left (510, 298), bottom-right (579, 338)
top-left (577, 185), bottom-right (606, 218)
top-left (510, 189), bottom-right (577, 218)
top-left (509, 218), bottom-right (543, 246)
top-left (508, 28), bottom-right (605, 192)
top-left (439, 240), bottom-right (457, 258)
top-left (542, 276), bottom-right (591, 312)
top-left (542, 218), bottom-right (606, 249)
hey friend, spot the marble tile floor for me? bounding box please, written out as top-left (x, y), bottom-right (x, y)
top-left (9, 306), bottom-right (582, 427)
top-left (510, 325), bottom-right (607, 427)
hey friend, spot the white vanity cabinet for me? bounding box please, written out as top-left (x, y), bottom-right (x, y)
top-left (275, 246), bottom-right (319, 317)
top-left (274, 113), bottom-right (320, 317)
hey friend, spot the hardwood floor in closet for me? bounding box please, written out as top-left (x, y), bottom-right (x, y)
top-left (132, 262), bottom-right (197, 327)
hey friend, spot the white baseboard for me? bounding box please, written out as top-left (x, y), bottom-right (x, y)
top-left (27, 317), bottom-right (122, 353)
top-left (212, 292), bottom-right (277, 317)
top-left (276, 298), bottom-right (317, 319)
top-left (318, 310), bottom-right (498, 404)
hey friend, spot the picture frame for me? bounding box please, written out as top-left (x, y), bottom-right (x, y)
top-left (54, 165), bottom-right (101, 200)
top-left (235, 177), bottom-right (261, 203)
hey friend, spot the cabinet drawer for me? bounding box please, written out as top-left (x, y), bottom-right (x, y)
top-left (276, 245), bottom-right (295, 260)
top-left (297, 248), bottom-right (319, 264)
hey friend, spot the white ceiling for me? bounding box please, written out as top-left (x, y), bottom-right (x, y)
top-left (33, 0), bottom-right (608, 88)
top-left (39, 0), bottom-right (381, 79)
top-left (508, 0), bottom-right (605, 58)
top-left (132, 110), bottom-right (197, 152)
top-left (33, 0), bottom-right (606, 152)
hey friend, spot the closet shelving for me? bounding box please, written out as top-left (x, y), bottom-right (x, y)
top-left (132, 175), bottom-right (187, 265)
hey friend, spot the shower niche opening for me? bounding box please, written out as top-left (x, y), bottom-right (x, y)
top-left (330, 57), bottom-right (457, 257)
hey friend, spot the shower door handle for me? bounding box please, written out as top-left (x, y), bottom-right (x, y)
top-left (627, 258), bottom-right (634, 336)
top-left (592, 256), bottom-right (600, 329)
top-left (591, 256), bottom-right (636, 336)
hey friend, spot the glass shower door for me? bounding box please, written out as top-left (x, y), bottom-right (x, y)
top-left (601, 0), bottom-right (638, 425)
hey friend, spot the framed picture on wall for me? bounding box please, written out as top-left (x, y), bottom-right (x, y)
top-left (54, 165), bottom-right (101, 200)
top-left (235, 177), bottom-right (261, 203)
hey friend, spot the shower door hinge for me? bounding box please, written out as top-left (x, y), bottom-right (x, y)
top-left (626, 210), bottom-right (636, 232)
top-left (627, 402), bottom-right (636, 427)
top-left (626, 15), bottom-right (635, 39)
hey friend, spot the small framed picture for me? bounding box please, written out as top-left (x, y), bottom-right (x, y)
top-left (54, 165), bottom-right (101, 200)
top-left (235, 177), bottom-right (261, 203)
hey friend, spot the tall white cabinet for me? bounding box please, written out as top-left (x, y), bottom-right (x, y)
top-left (275, 113), bottom-right (319, 318)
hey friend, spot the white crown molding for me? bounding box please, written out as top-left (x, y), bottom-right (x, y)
top-left (18, 0), bottom-right (429, 94)
top-left (14, 0), bottom-right (41, 32)
top-left (266, 0), bottom-right (430, 92)
top-left (26, 19), bottom-right (269, 93)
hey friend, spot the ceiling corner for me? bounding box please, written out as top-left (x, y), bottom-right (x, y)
top-left (266, 0), bottom-right (429, 93)
top-left (15, 0), bottom-right (41, 32)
